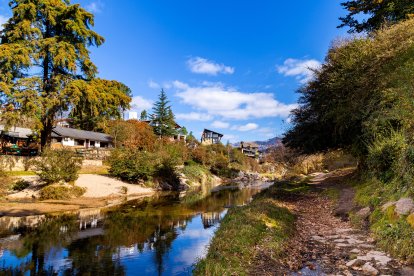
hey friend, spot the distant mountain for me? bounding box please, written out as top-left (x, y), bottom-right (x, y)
top-left (233, 137), bottom-right (283, 151)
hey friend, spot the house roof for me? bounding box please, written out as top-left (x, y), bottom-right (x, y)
top-left (0, 125), bottom-right (35, 139)
top-left (240, 141), bottom-right (259, 148)
top-left (202, 129), bottom-right (224, 137)
top-left (52, 126), bottom-right (112, 143)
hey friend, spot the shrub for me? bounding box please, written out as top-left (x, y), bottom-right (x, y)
top-left (367, 132), bottom-right (407, 182)
top-left (12, 179), bottom-right (30, 191)
top-left (33, 149), bottom-right (83, 184)
top-left (108, 148), bottom-right (160, 182)
top-left (39, 185), bottom-right (86, 200)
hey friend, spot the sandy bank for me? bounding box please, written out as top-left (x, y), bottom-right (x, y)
top-left (0, 174), bottom-right (154, 217)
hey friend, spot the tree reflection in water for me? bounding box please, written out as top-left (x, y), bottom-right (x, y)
top-left (0, 186), bottom-right (265, 275)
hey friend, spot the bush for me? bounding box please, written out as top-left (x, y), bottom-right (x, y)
top-left (12, 179), bottom-right (30, 191)
top-left (367, 132), bottom-right (407, 182)
top-left (39, 184), bottom-right (86, 200)
top-left (33, 149), bottom-right (83, 185)
top-left (108, 148), bottom-right (160, 182)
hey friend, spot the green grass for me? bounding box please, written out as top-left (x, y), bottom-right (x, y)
top-left (351, 175), bottom-right (414, 263)
top-left (5, 171), bottom-right (36, 176)
top-left (193, 183), bottom-right (303, 275)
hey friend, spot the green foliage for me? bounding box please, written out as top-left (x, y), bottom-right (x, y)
top-left (366, 131), bottom-right (408, 182)
top-left (284, 19), bottom-right (414, 158)
top-left (194, 189), bottom-right (295, 275)
top-left (33, 149), bottom-right (83, 184)
top-left (108, 149), bottom-right (160, 182)
top-left (151, 89), bottom-right (177, 137)
top-left (339, 0), bottom-right (414, 33)
top-left (12, 179), bottom-right (30, 191)
top-left (39, 185), bottom-right (86, 200)
top-left (0, 0), bottom-right (131, 147)
top-left (140, 110), bottom-right (148, 121)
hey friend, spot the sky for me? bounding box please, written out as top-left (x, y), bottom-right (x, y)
top-left (0, 1), bottom-right (351, 143)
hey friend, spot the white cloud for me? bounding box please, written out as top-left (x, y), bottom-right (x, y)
top-left (187, 57), bottom-right (234, 76)
top-left (211, 121), bottom-right (230, 129)
top-left (0, 15), bottom-right (8, 31)
top-left (277, 58), bottom-right (321, 84)
top-left (231, 123), bottom-right (259, 132)
top-left (175, 112), bottom-right (213, 121)
top-left (222, 134), bottom-right (239, 143)
top-left (129, 95), bottom-right (153, 114)
top-left (174, 81), bottom-right (297, 120)
top-left (148, 80), bottom-right (160, 89)
top-left (86, 1), bottom-right (104, 13)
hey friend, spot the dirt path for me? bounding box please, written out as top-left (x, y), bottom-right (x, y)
top-left (253, 169), bottom-right (414, 275)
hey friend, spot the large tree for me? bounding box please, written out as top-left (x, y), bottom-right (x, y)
top-left (339, 0), bottom-right (414, 33)
top-left (284, 19), bottom-right (414, 157)
top-left (0, 0), bottom-right (131, 148)
top-left (151, 89), bottom-right (177, 137)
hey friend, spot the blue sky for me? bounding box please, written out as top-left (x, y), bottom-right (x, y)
top-left (0, 1), bottom-right (350, 143)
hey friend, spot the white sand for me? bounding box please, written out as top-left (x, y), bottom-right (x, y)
top-left (76, 174), bottom-right (153, 198)
top-left (8, 174), bottom-right (154, 199)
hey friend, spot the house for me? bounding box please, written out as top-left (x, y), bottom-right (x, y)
top-left (239, 141), bottom-right (259, 158)
top-left (142, 120), bottom-right (187, 141)
top-left (0, 125), bottom-right (38, 155)
top-left (201, 129), bottom-right (223, 145)
top-left (51, 126), bottom-right (113, 148)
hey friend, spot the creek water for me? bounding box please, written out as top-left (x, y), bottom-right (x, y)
top-left (0, 182), bottom-right (271, 275)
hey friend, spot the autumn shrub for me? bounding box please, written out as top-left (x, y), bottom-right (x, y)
top-left (108, 148), bottom-right (160, 182)
top-left (191, 146), bottom-right (212, 166)
top-left (39, 184), bottom-right (86, 200)
top-left (108, 119), bottom-right (156, 150)
top-left (33, 149), bottom-right (83, 185)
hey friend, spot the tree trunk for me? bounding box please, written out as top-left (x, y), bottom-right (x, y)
top-left (40, 116), bottom-right (53, 150)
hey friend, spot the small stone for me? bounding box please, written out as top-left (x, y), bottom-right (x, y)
top-left (350, 248), bottom-right (361, 254)
top-left (359, 244), bottom-right (375, 249)
top-left (334, 239), bottom-right (346, 243)
top-left (395, 198), bottom-right (414, 216)
top-left (362, 262), bottom-right (379, 275)
top-left (346, 258), bottom-right (365, 267)
top-left (381, 201), bottom-right (396, 212)
top-left (356, 207), bottom-right (371, 219)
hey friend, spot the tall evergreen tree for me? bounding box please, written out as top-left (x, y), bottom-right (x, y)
top-left (339, 0), bottom-right (414, 33)
top-left (151, 89), bottom-right (176, 137)
top-left (0, 0), bottom-right (131, 148)
top-left (140, 110), bottom-right (148, 121)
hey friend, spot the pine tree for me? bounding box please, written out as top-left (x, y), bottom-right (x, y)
top-left (140, 110), bottom-right (148, 121)
top-left (151, 89), bottom-right (177, 137)
top-left (0, 0), bottom-right (131, 148)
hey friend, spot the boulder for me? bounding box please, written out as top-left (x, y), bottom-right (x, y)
top-left (395, 198), bottom-right (414, 216)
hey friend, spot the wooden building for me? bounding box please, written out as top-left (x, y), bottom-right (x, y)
top-left (201, 129), bottom-right (223, 145)
top-left (239, 141), bottom-right (259, 158)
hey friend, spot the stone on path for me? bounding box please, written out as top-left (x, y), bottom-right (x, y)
top-left (395, 198), bottom-right (414, 216)
top-left (362, 262), bottom-right (379, 275)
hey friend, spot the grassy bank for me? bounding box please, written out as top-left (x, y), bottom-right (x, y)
top-left (352, 176), bottom-right (414, 263)
top-left (194, 182), bottom-right (305, 275)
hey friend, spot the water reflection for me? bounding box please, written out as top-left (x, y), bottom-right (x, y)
top-left (0, 185), bottom-right (269, 275)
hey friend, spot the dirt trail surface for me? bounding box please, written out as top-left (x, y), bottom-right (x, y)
top-left (253, 169), bottom-right (414, 275)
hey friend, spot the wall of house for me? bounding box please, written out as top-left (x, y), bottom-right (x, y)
top-left (62, 137), bottom-right (75, 147)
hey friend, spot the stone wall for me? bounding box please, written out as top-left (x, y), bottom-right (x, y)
top-left (0, 156), bottom-right (103, 172)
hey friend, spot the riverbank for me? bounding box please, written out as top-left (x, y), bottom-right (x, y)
top-left (0, 174), bottom-right (155, 216)
top-left (195, 169), bottom-right (414, 275)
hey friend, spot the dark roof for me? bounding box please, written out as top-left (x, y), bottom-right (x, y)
top-left (202, 129), bottom-right (223, 137)
top-left (52, 126), bottom-right (112, 143)
top-left (0, 125), bottom-right (35, 139)
top-left (240, 141), bottom-right (259, 148)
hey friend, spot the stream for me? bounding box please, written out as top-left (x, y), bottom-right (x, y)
top-left (0, 182), bottom-right (271, 275)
